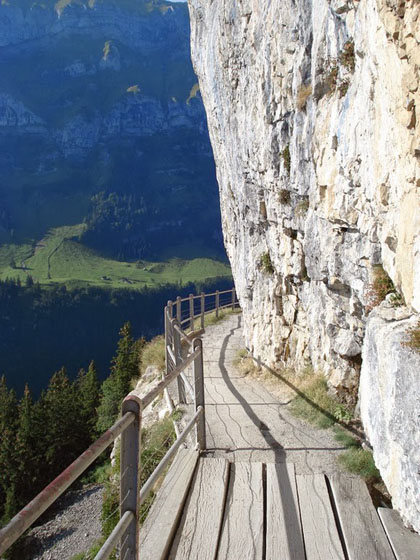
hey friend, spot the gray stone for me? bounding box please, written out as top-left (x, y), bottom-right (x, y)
top-left (360, 305), bottom-right (420, 533)
top-left (188, 0), bottom-right (420, 530)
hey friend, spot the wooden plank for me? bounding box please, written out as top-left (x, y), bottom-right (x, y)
top-left (296, 474), bottom-right (345, 560)
top-left (140, 449), bottom-right (199, 560)
top-left (217, 462), bottom-right (264, 560)
top-left (329, 474), bottom-right (395, 560)
top-left (266, 463), bottom-right (305, 560)
top-left (378, 508), bottom-right (420, 560)
top-left (169, 458), bottom-right (230, 560)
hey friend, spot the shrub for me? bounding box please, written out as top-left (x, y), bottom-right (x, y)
top-left (259, 252), bottom-right (275, 275)
top-left (296, 83), bottom-right (312, 111)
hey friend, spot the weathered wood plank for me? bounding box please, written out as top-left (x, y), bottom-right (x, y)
top-left (329, 474), bottom-right (395, 560)
top-left (140, 448), bottom-right (199, 560)
top-left (169, 458), bottom-right (230, 560)
top-left (266, 463), bottom-right (305, 560)
top-left (217, 462), bottom-right (264, 560)
top-left (378, 507), bottom-right (420, 560)
top-left (296, 474), bottom-right (345, 560)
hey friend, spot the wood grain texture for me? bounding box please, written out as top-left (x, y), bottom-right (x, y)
top-left (217, 462), bottom-right (264, 560)
top-left (378, 507), bottom-right (420, 560)
top-left (140, 449), bottom-right (199, 560)
top-left (330, 474), bottom-right (395, 560)
top-left (296, 474), bottom-right (345, 560)
top-left (266, 463), bottom-right (305, 560)
top-left (169, 458), bottom-right (230, 560)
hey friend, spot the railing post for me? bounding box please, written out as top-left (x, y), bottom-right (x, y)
top-left (215, 290), bottom-right (220, 318)
top-left (165, 301), bottom-right (172, 376)
top-left (189, 293), bottom-right (194, 331)
top-left (173, 318), bottom-right (186, 404)
top-left (120, 396), bottom-right (142, 560)
top-left (176, 296), bottom-right (181, 323)
top-left (232, 288), bottom-right (236, 310)
top-left (193, 338), bottom-right (206, 450)
top-left (200, 292), bottom-right (205, 329)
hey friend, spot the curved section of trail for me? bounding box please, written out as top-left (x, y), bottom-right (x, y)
top-left (202, 313), bottom-right (345, 474)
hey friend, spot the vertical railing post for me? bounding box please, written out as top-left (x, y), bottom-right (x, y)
top-left (172, 318), bottom-right (186, 404)
top-left (193, 338), bottom-right (206, 450)
top-left (215, 290), bottom-right (220, 318)
top-left (120, 396), bottom-right (142, 560)
top-left (200, 292), bottom-right (205, 329)
top-left (165, 301), bottom-right (172, 376)
top-left (176, 296), bottom-right (181, 323)
top-left (232, 288), bottom-right (236, 310)
top-left (189, 294), bottom-right (194, 332)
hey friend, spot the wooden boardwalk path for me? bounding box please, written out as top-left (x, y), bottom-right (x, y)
top-left (141, 452), bottom-right (405, 560)
top-left (140, 313), bottom-right (419, 560)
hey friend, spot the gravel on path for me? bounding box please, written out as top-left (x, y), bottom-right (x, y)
top-left (19, 484), bottom-right (103, 560)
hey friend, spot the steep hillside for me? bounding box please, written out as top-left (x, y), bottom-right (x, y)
top-left (0, 0), bottom-right (223, 260)
top-left (188, 0), bottom-right (420, 532)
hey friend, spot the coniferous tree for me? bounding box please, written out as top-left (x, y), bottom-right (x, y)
top-left (76, 360), bottom-right (100, 444)
top-left (14, 385), bottom-right (40, 510)
top-left (96, 323), bottom-right (144, 432)
top-left (0, 376), bottom-right (18, 523)
top-left (38, 368), bottom-right (80, 478)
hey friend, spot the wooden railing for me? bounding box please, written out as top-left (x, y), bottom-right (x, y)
top-left (0, 287), bottom-right (238, 559)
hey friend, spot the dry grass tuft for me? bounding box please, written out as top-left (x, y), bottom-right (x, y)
top-left (296, 83), bottom-right (312, 110)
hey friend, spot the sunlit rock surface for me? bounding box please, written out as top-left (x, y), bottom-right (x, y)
top-left (188, 0), bottom-right (420, 529)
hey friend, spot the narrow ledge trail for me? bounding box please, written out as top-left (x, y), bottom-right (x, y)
top-left (201, 313), bottom-right (346, 473)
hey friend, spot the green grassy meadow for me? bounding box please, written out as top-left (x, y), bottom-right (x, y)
top-left (0, 225), bottom-right (231, 289)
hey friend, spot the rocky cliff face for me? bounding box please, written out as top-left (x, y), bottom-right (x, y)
top-left (188, 0), bottom-right (420, 531)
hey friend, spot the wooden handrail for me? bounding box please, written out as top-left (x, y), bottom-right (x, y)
top-left (0, 287), bottom-right (238, 559)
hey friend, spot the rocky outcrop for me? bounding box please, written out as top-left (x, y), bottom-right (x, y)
top-left (188, 0), bottom-right (419, 529)
top-left (360, 303), bottom-right (420, 532)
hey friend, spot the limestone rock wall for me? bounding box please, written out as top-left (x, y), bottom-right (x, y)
top-left (360, 303), bottom-right (420, 532)
top-left (188, 0), bottom-right (420, 529)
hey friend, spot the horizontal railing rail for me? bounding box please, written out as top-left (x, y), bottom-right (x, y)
top-left (0, 286), bottom-right (238, 560)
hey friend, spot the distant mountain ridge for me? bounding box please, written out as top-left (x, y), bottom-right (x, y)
top-left (0, 0), bottom-right (223, 260)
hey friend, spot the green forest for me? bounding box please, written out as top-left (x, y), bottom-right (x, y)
top-left (0, 276), bottom-right (232, 396)
top-left (0, 321), bottom-right (146, 558)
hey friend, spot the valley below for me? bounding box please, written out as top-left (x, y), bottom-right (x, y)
top-left (0, 0), bottom-right (230, 395)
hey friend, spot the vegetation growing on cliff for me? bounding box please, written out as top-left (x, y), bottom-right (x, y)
top-left (259, 252), bottom-right (275, 274)
top-left (403, 320), bottom-right (420, 354)
top-left (365, 264), bottom-right (402, 312)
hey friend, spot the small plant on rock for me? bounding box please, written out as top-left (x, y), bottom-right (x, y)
top-left (259, 252), bottom-right (275, 275)
top-left (295, 197), bottom-right (309, 217)
top-left (296, 83), bottom-right (312, 111)
top-left (365, 265), bottom-right (399, 312)
top-left (279, 189), bottom-right (291, 205)
top-left (403, 320), bottom-right (420, 354)
top-left (326, 63), bottom-right (339, 94)
top-left (340, 40), bottom-right (356, 72)
top-left (338, 78), bottom-right (350, 97)
top-left (281, 144), bottom-right (291, 174)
